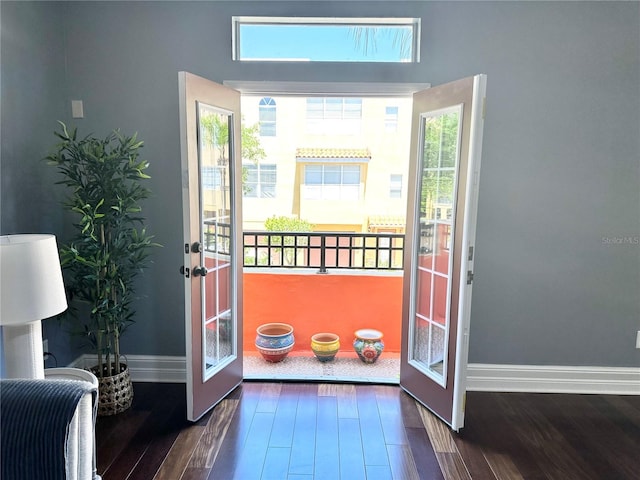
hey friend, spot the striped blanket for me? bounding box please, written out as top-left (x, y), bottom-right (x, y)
top-left (1, 378), bottom-right (97, 480)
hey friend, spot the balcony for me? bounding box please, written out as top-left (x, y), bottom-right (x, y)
top-left (233, 229), bottom-right (406, 382)
top-left (202, 224), bottom-right (408, 381)
top-left (201, 224), bottom-right (455, 382)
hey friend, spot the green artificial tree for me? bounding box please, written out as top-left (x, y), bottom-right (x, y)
top-left (47, 122), bottom-right (158, 382)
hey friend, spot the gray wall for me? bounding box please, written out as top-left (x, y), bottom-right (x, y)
top-left (2, 1), bottom-right (638, 368)
top-left (0, 1), bottom-right (77, 365)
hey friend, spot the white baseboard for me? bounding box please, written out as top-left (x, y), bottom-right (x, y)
top-left (68, 354), bottom-right (187, 383)
top-left (466, 363), bottom-right (640, 395)
top-left (67, 355), bottom-right (640, 395)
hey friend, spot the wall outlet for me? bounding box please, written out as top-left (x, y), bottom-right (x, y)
top-left (636, 331), bottom-right (640, 349)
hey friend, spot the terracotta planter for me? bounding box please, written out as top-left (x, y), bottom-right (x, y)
top-left (255, 323), bottom-right (295, 363)
top-left (353, 329), bottom-right (384, 364)
top-left (311, 332), bottom-right (340, 362)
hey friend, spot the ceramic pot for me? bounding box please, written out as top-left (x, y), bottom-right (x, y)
top-left (255, 345), bottom-right (294, 363)
top-left (311, 332), bottom-right (340, 362)
top-left (353, 329), bottom-right (384, 364)
top-left (255, 323), bottom-right (295, 363)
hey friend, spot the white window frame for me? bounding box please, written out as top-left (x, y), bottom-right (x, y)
top-left (243, 163), bottom-right (277, 198)
top-left (258, 97), bottom-right (276, 137)
top-left (385, 105), bottom-right (399, 132)
top-left (303, 164), bottom-right (361, 200)
top-left (390, 174), bottom-right (403, 198)
top-left (201, 165), bottom-right (223, 190)
top-left (232, 17), bottom-right (421, 63)
top-left (306, 97), bottom-right (362, 135)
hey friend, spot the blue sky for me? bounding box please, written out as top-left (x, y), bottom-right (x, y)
top-left (239, 24), bottom-right (411, 62)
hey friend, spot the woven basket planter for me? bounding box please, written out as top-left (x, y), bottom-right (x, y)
top-left (91, 363), bottom-right (134, 416)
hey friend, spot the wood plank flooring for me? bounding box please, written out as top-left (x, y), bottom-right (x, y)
top-left (95, 382), bottom-right (640, 480)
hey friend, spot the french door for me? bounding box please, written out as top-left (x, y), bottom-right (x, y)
top-left (179, 72), bottom-right (486, 426)
top-left (400, 75), bottom-right (487, 431)
top-left (179, 72), bottom-right (243, 421)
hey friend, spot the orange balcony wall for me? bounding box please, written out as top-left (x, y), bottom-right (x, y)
top-left (243, 271), bottom-right (403, 354)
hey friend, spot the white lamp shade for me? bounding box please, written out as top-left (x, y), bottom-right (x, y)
top-left (0, 234), bottom-right (68, 325)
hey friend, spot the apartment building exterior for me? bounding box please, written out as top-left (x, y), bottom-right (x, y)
top-left (240, 95), bottom-right (413, 233)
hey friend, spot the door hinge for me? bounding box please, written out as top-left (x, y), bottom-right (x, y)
top-left (467, 270), bottom-right (474, 285)
top-left (468, 246), bottom-right (474, 261)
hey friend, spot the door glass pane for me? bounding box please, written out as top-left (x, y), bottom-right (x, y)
top-left (409, 105), bottom-right (462, 386)
top-left (197, 102), bottom-right (235, 379)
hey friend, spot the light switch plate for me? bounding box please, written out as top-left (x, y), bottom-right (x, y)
top-left (71, 100), bottom-right (84, 118)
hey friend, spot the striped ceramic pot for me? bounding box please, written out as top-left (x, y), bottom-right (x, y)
top-left (255, 323), bottom-right (295, 363)
top-left (311, 333), bottom-right (340, 362)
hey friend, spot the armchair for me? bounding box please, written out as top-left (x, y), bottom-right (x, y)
top-left (0, 368), bottom-right (101, 480)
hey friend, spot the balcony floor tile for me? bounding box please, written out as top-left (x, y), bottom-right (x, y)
top-left (243, 352), bottom-right (400, 383)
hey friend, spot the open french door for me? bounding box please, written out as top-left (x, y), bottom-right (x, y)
top-left (400, 75), bottom-right (487, 431)
top-left (179, 72), bottom-right (243, 421)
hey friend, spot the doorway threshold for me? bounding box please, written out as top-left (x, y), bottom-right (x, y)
top-left (243, 351), bottom-right (400, 384)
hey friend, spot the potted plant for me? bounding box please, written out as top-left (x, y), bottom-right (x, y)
top-left (46, 122), bottom-right (158, 415)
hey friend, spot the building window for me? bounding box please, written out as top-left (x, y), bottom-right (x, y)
top-left (385, 106), bottom-right (399, 132)
top-left (390, 174), bottom-right (402, 198)
top-left (201, 166), bottom-right (223, 190)
top-left (233, 17), bottom-right (420, 63)
top-left (306, 97), bottom-right (362, 135)
top-left (244, 164), bottom-right (276, 198)
top-left (259, 97), bottom-right (276, 136)
top-left (303, 164), bottom-right (360, 200)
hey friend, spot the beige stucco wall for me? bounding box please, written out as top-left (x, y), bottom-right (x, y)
top-left (241, 95), bottom-right (412, 232)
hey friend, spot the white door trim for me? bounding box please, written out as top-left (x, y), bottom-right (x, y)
top-left (223, 81), bottom-right (430, 96)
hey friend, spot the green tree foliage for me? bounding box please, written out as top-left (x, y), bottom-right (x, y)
top-left (46, 122), bottom-right (159, 378)
top-left (260, 216), bottom-right (314, 266)
top-left (264, 215), bottom-right (314, 232)
top-left (420, 111), bottom-right (459, 218)
top-left (240, 122), bottom-right (266, 164)
top-left (349, 25), bottom-right (414, 61)
top-left (199, 112), bottom-right (266, 193)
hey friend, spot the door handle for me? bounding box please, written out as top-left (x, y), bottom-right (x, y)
top-left (193, 266), bottom-right (208, 277)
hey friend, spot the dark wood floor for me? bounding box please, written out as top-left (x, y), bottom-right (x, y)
top-left (95, 382), bottom-right (640, 480)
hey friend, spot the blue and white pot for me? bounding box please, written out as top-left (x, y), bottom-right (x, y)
top-left (255, 323), bottom-right (295, 362)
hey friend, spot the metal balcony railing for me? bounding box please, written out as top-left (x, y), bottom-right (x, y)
top-left (203, 220), bottom-right (405, 273)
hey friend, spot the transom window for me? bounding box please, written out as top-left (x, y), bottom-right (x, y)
top-left (303, 164), bottom-right (360, 200)
top-left (244, 163), bottom-right (276, 198)
top-left (233, 17), bottom-right (420, 63)
top-left (258, 97), bottom-right (276, 137)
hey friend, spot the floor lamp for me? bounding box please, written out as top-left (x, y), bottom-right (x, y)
top-left (0, 234), bottom-right (68, 379)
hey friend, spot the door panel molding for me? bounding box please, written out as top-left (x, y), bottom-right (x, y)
top-left (179, 71), bottom-right (243, 421)
top-left (400, 75), bottom-right (487, 431)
